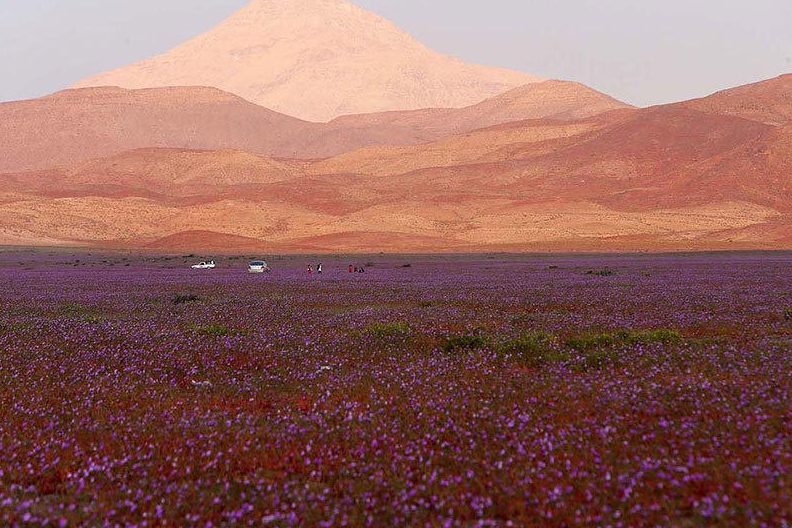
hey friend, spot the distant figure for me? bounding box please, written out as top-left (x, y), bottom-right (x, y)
top-left (348, 264), bottom-right (353, 273)
top-left (307, 265), bottom-right (313, 274)
top-left (317, 263), bottom-right (323, 274)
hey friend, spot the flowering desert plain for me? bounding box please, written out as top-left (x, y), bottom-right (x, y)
top-left (2, 0), bottom-right (792, 526)
top-left (0, 251), bottom-right (789, 526)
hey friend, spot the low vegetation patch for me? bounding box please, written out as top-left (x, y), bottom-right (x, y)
top-left (495, 331), bottom-right (567, 367)
top-left (566, 328), bottom-right (684, 370)
top-left (784, 308), bottom-right (792, 322)
top-left (586, 268), bottom-right (615, 276)
top-left (509, 313), bottom-right (536, 325)
top-left (173, 293), bottom-right (202, 305)
top-left (59, 302), bottom-right (105, 324)
top-left (566, 329), bottom-right (682, 350)
top-left (191, 323), bottom-right (236, 338)
top-left (364, 321), bottom-right (412, 341)
top-left (566, 332), bottom-right (618, 351)
top-left (625, 328), bottom-right (684, 345)
top-left (580, 348), bottom-right (621, 371)
top-left (441, 331), bottom-right (489, 353)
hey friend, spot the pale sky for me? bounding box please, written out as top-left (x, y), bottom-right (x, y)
top-left (1, 0), bottom-right (791, 106)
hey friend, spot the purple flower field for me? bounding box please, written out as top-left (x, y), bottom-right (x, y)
top-left (0, 251), bottom-right (790, 526)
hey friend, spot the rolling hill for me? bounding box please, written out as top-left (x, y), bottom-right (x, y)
top-left (1, 74), bottom-right (790, 251)
top-left (681, 74), bottom-right (792, 126)
top-left (0, 86), bottom-right (314, 173)
top-left (0, 81), bottom-right (630, 173)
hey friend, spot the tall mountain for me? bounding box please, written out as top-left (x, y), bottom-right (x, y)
top-left (73, 0), bottom-right (540, 121)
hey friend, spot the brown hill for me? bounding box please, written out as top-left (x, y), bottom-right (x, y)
top-left (681, 74), bottom-right (792, 125)
top-left (0, 149), bottom-right (307, 200)
top-left (312, 110), bottom-right (632, 177)
top-left (325, 80), bottom-right (631, 140)
top-left (73, 0), bottom-right (539, 121)
top-left (511, 106), bottom-right (776, 209)
top-left (317, 97), bottom-right (781, 212)
top-left (0, 82), bottom-right (630, 173)
top-left (0, 75), bottom-right (789, 251)
top-left (144, 230), bottom-right (284, 251)
top-left (658, 123), bottom-right (792, 211)
top-left (0, 86), bottom-right (316, 173)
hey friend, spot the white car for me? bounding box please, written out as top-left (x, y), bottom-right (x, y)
top-left (248, 260), bottom-right (271, 273)
top-left (191, 261), bottom-right (216, 270)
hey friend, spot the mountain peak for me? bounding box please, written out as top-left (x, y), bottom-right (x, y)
top-left (74, 0), bottom-right (539, 121)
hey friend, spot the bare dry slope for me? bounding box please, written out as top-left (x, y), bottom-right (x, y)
top-left (512, 106), bottom-right (775, 208)
top-left (1, 76), bottom-right (790, 251)
top-left (312, 113), bottom-right (623, 177)
top-left (0, 82), bottom-right (631, 172)
top-left (660, 123), bottom-right (792, 211)
top-left (323, 80), bottom-right (631, 141)
top-left (0, 149), bottom-right (307, 200)
top-left (73, 0), bottom-right (540, 121)
top-left (0, 86), bottom-right (316, 173)
top-left (681, 73), bottom-right (792, 125)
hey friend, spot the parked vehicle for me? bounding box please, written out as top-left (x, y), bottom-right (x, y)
top-left (191, 261), bottom-right (216, 270)
top-left (248, 260), bottom-right (271, 273)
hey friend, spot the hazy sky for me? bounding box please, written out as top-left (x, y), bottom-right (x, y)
top-left (1, 0), bottom-right (791, 106)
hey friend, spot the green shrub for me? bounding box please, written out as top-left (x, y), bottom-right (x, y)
top-left (442, 332), bottom-right (488, 353)
top-left (365, 321), bottom-right (412, 340)
top-left (567, 329), bottom-right (682, 350)
top-left (581, 348), bottom-right (620, 370)
top-left (496, 331), bottom-right (566, 366)
top-left (619, 328), bottom-right (683, 345)
top-left (567, 328), bottom-right (684, 370)
top-left (566, 332), bottom-right (617, 351)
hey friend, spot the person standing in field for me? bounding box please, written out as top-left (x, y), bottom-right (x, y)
top-left (317, 263), bottom-right (323, 274)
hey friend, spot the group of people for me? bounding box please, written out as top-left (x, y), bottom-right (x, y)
top-left (305, 263), bottom-right (367, 274)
